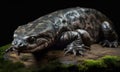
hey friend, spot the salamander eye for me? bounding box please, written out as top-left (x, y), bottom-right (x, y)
top-left (27, 36), bottom-right (36, 44)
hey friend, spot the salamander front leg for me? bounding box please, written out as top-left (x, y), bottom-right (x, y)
top-left (64, 41), bottom-right (90, 56)
top-left (60, 29), bottom-right (91, 56)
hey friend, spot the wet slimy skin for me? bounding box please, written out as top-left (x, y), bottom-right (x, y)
top-left (5, 7), bottom-right (118, 56)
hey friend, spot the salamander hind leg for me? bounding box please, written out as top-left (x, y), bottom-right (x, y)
top-left (99, 21), bottom-right (118, 47)
top-left (60, 29), bottom-right (92, 56)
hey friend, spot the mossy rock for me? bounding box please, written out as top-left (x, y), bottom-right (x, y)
top-left (0, 44), bottom-right (120, 72)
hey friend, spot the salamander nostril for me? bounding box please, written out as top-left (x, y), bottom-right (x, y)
top-left (14, 41), bottom-right (17, 45)
top-left (12, 39), bottom-right (27, 48)
top-left (19, 43), bottom-right (25, 47)
top-left (12, 40), bottom-right (17, 45)
top-left (18, 41), bottom-right (26, 47)
top-left (19, 42), bottom-right (22, 46)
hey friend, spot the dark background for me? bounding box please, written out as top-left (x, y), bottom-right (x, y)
top-left (1, 0), bottom-right (120, 46)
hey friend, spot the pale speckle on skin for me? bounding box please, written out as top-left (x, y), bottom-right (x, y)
top-left (77, 29), bottom-right (88, 34)
top-left (27, 29), bottom-right (35, 35)
top-left (27, 23), bottom-right (33, 28)
top-left (23, 36), bottom-right (29, 39)
top-left (15, 26), bottom-right (26, 33)
top-left (81, 8), bottom-right (86, 12)
top-left (13, 34), bottom-right (18, 38)
top-left (21, 29), bottom-right (26, 33)
top-left (64, 10), bottom-right (80, 19)
top-left (36, 23), bottom-right (44, 28)
top-left (103, 21), bottom-right (111, 29)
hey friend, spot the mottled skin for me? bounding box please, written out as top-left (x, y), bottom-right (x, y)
top-left (5, 7), bottom-right (118, 56)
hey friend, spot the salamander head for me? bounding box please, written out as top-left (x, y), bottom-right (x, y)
top-left (10, 22), bottom-right (54, 53)
top-left (11, 33), bottom-right (49, 53)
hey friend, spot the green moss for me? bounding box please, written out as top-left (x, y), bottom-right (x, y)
top-left (101, 55), bottom-right (120, 62)
top-left (101, 55), bottom-right (120, 68)
top-left (81, 59), bottom-right (106, 71)
top-left (0, 44), bottom-right (11, 55)
top-left (84, 59), bottom-right (106, 68)
top-left (0, 44), bottom-right (31, 72)
top-left (78, 64), bottom-right (87, 71)
top-left (0, 44), bottom-right (11, 61)
top-left (0, 44), bottom-right (11, 49)
top-left (78, 55), bottom-right (120, 71)
top-left (37, 60), bottom-right (68, 72)
top-left (0, 59), bottom-right (30, 72)
top-left (42, 55), bottom-right (120, 72)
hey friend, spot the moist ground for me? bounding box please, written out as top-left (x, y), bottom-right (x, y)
top-left (7, 44), bottom-right (120, 67)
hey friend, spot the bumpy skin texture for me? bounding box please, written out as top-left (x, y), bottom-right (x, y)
top-left (5, 7), bottom-right (118, 56)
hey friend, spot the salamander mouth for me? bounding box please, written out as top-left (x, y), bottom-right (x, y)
top-left (17, 42), bottom-right (49, 53)
top-left (6, 39), bottom-right (52, 54)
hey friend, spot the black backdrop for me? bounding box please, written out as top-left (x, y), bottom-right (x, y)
top-left (1, 0), bottom-right (120, 46)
